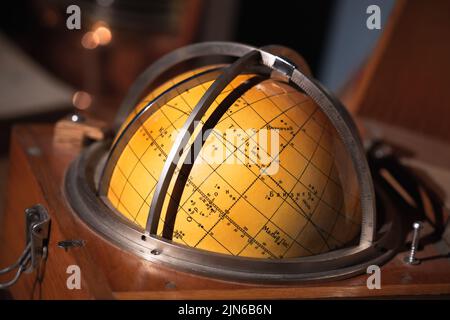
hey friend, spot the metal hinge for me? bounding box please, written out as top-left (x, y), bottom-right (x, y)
top-left (0, 204), bottom-right (51, 289)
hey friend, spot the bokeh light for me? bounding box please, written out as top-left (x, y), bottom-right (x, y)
top-left (81, 32), bottom-right (99, 49)
top-left (93, 26), bottom-right (112, 45)
top-left (72, 91), bottom-right (92, 110)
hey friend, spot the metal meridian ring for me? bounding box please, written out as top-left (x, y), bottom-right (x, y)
top-left (144, 45), bottom-right (375, 248)
top-left (114, 42), bottom-right (312, 132)
top-left (160, 74), bottom-right (268, 239)
top-left (146, 50), bottom-right (261, 234)
top-left (98, 67), bottom-right (229, 198)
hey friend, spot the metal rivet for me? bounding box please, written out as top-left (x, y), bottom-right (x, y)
top-left (404, 221), bottom-right (423, 265)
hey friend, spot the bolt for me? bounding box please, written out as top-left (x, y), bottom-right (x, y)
top-left (404, 221), bottom-right (423, 265)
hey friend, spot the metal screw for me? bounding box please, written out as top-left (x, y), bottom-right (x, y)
top-left (69, 113), bottom-right (85, 123)
top-left (150, 249), bottom-right (161, 256)
top-left (404, 221), bottom-right (423, 265)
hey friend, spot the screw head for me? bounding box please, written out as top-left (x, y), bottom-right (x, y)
top-left (70, 113), bottom-right (85, 123)
top-left (150, 249), bottom-right (161, 255)
top-left (403, 256), bottom-right (421, 265)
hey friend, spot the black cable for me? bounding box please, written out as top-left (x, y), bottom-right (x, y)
top-left (0, 242), bottom-right (32, 289)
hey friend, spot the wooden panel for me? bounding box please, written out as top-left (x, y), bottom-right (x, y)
top-left (351, 0), bottom-right (450, 142)
top-left (1, 124), bottom-right (450, 299)
top-left (114, 283), bottom-right (450, 300)
top-left (0, 125), bottom-right (257, 299)
top-left (0, 128), bottom-right (96, 299)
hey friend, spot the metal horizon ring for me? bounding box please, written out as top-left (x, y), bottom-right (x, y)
top-left (64, 143), bottom-right (400, 282)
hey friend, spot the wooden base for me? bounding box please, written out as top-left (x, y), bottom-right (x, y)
top-left (0, 124), bottom-right (449, 299)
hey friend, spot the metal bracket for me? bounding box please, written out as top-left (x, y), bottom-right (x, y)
top-left (25, 205), bottom-right (51, 271)
top-left (0, 204), bottom-right (51, 288)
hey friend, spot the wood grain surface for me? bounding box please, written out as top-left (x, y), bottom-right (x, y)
top-left (0, 124), bottom-right (449, 299)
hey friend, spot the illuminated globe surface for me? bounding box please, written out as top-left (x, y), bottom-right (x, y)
top-left (102, 65), bottom-right (362, 259)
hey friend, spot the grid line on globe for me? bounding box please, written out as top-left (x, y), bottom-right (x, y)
top-left (102, 66), bottom-right (361, 259)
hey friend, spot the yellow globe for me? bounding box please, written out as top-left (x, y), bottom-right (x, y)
top-left (102, 65), bottom-right (362, 259)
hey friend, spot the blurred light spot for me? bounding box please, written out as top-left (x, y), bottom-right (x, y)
top-left (42, 8), bottom-right (59, 27)
top-left (94, 26), bottom-right (112, 45)
top-left (72, 91), bottom-right (92, 110)
top-left (81, 32), bottom-right (99, 49)
top-left (71, 114), bottom-right (84, 123)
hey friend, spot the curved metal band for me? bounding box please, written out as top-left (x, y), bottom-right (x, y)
top-left (114, 42), bottom-right (256, 131)
top-left (145, 45), bottom-right (375, 246)
top-left (288, 68), bottom-right (376, 245)
top-left (64, 143), bottom-right (400, 282)
top-left (260, 44), bottom-right (312, 76)
top-left (157, 48), bottom-right (322, 239)
top-left (98, 67), bottom-right (226, 197)
top-left (146, 50), bottom-right (262, 234)
top-left (256, 50), bottom-right (375, 245)
top-left (114, 42), bottom-right (313, 132)
top-left (161, 75), bottom-right (267, 239)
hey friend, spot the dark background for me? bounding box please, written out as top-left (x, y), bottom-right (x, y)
top-left (0, 0), bottom-right (340, 153)
top-left (0, 0), bottom-right (398, 154)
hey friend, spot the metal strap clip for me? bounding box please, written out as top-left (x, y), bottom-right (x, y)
top-left (0, 204), bottom-right (51, 289)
